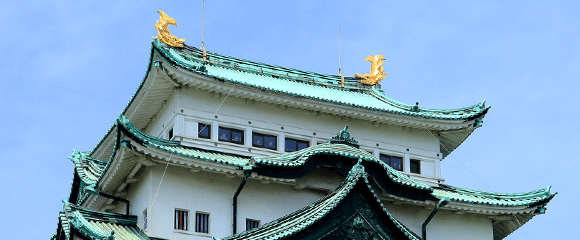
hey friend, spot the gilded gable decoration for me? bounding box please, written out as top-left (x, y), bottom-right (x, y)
top-left (355, 55), bottom-right (388, 85)
top-left (154, 10), bottom-right (186, 48)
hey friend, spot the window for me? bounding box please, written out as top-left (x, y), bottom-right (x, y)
top-left (174, 209), bottom-right (188, 231)
top-left (168, 128), bottom-right (174, 140)
top-left (218, 127), bottom-right (244, 144)
top-left (379, 154), bottom-right (403, 171)
top-left (410, 160), bottom-right (421, 174)
top-left (198, 123), bottom-right (211, 139)
top-left (253, 133), bottom-right (277, 150)
top-left (196, 212), bottom-right (209, 233)
top-left (142, 209), bottom-right (148, 230)
top-left (246, 219), bottom-right (260, 230)
top-left (285, 138), bottom-right (309, 152)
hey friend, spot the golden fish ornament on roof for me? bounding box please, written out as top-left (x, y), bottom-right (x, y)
top-left (355, 55), bottom-right (388, 85)
top-left (153, 10), bottom-right (185, 48)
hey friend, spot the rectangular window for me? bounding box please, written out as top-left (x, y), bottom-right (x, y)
top-left (142, 209), bottom-right (147, 230)
top-left (196, 212), bottom-right (209, 233)
top-left (218, 127), bottom-right (244, 144)
top-left (285, 138), bottom-right (309, 152)
top-left (246, 219), bottom-right (260, 231)
top-left (379, 154), bottom-right (403, 171)
top-left (253, 133), bottom-right (277, 150)
top-left (198, 123), bottom-right (211, 139)
top-left (410, 160), bottom-right (421, 174)
top-left (168, 128), bottom-right (174, 140)
top-left (174, 209), bottom-right (188, 231)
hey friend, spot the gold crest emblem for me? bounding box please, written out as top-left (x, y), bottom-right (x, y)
top-left (355, 55), bottom-right (388, 85)
top-left (153, 10), bottom-right (186, 48)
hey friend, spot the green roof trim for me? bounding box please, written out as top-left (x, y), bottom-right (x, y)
top-left (217, 161), bottom-right (422, 240)
top-left (433, 184), bottom-right (557, 208)
top-left (253, 142), bottom-right (432, 191)
top-left (116, 114), bottom-right (251, 167)
top-left (154, 40), bottom-right (490, 121)
top-left (112, 115), bottom-right (554, 209)
top-left (53, 201), bottom-right (148, 240)
top-left (68, 150), bottom-right (107, 206)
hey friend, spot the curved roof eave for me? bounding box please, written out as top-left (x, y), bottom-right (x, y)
top-left (154, 40), bottom-right (490, 122)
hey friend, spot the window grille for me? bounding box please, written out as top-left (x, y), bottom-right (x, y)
top-left (196, 212), bottom-right (209, 233)
top-left (246, 219), bottom-right (260, 230)
top-left (174, 209), bottom-right (188, 231)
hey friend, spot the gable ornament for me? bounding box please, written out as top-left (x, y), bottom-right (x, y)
top-left (153, 10), bottom-right (186, 47)
top-left (355, 55), bottom-right (388, 85)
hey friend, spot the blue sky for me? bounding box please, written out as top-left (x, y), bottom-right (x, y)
top-left (1, 1), bottom-right (578, 239)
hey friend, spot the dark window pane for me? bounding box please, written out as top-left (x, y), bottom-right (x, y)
top-left (285, 139), bottom-right (297, 152)
top-left (379, 155), bottom-right (390, 165)
top-left (297, 141), bottom-right (308, 150)
top-left (219, 128), bottom-right (230, 141)
top-left (264, 136), bottom-right (277, 150)
top-left (253, 134), bottom-right (263, 146)
top-left (198, 123), bottom-right (211, 139)
top-left (390, 157), bottom-right (403, 171)
top-left (231, 130), bottom-right (243, 143)
top-left (410, 160), bottom-right (420, 174)
top-left (169, 128), bottom-right (174, 140)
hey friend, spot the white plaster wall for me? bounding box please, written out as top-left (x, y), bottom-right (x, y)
top-left (139, 164), bottom-right (327, 240)
top-left (385, 202), bottom-right (493, 240)
top-left (143, 87), bottom-right (443, 180)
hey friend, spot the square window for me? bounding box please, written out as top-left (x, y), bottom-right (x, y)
top-left (253, 134), bottom-right (264, 146)
top-left (265, 136), bottom-right (276, 149)
top-left (379, 154), bottom-right (403, 171)
top-left (253, 133), bottom-right (277, 150)
top-left (246, 219), bottom-right (260, 231)
top-left (196, 212), bottom-right (209, 233)
top-left (219, 128), bottom-right (231, 141)
top-left (410, 160), bottom-right (421, 174)
top-left (174, 209), bottom-right (188, 231)
top-left (285, 139), bottom-right (297, 152)
top-left (285, 138), bottom-right (309, 152)
top-left (198, 123), bottom-right (211, 139)
top-left (231, 130), bottom-right (243, 143)
top-left (218, 127), bottom-right (244, 144)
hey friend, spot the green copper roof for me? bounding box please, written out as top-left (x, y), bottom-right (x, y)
top-left (253, 142), bottom-right (431, 191)
top-left (112, 115), bottom-right (555, 209)
top-left (218, 162), bottom-right (422, 240)
top-left (154, 39), bottom-right (490, 121)
top-left (432, 184), bottom-right (557, 208)
top-left (117, 115), bottom-right (251, 167)
top-left (68, 150), bottom-right (107, 205)
top-left (53, 201), bottom-right (148, 240)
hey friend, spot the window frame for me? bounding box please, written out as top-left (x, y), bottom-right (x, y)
top-left (195, 212), bottom-right (210, 234)
top-left (246, 218), bottom-right (260, 231)
top-left (198, 123), bottom-right (211, 139)
top-left (379, 154), bottom-right (403, 171)
top-left (142, 209), bottom-right (148, 230)
top-left (218, 126), bottom-right (244, 144)
top-left (174, 209), bottom-right (189, 231)
top-left (285, 138), bottom-right (309, 152)
top-left (410, 159), bottom-right (421, 174)
top-left (252, 132), bottom-right (277, 150)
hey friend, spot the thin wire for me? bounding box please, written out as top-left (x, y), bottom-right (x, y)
top-left (423, 126), bottom-right (530, 239)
